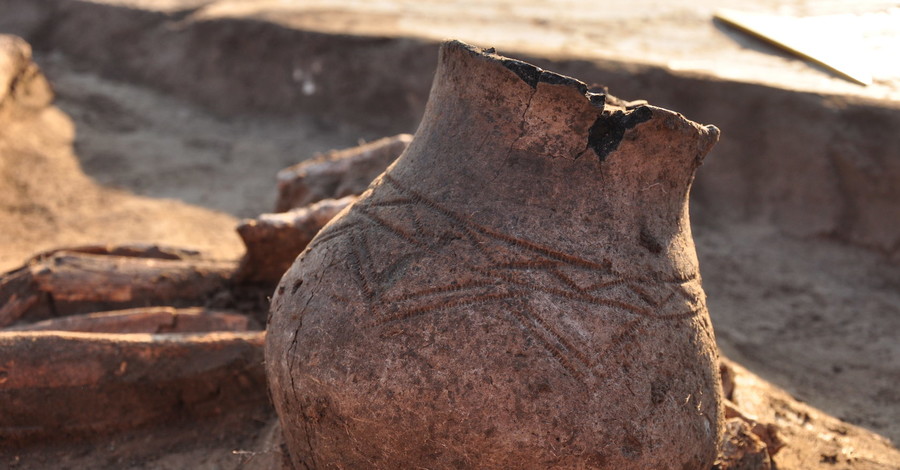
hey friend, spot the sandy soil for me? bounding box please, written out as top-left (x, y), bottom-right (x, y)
top-left (696, 221), bottom-right (900, 444)
top-left (0, 51), bottom-right (366, 272)
top-left (194, 0), bottom-right (900, 101)
top-left (39, 52), bottom-right (364, 220)
top-left (0, 65), bottom-right (244, 271)
top-left (1, 1), bottom-right (899, 468)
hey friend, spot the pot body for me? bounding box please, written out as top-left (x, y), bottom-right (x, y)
top-left (267, 41), bottom-right (723, 469)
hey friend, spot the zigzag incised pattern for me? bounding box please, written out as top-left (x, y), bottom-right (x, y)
top-left (309, 173), bottom-right (704, 381)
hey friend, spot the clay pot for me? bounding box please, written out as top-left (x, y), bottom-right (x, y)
top-left (266, 40), bottom-right (723, 469)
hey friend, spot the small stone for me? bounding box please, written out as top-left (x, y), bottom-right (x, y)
top-left (715, 418), bottom-right (775, 470)
top-left (723, 399), bottom-right (785, 456)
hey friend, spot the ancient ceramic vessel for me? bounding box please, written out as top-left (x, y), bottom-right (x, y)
top-left (267, 40), bottom-right (723, 469)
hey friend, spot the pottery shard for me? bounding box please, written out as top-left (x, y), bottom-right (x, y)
top-left (274, 134), bottom-right (411, 211)
top-left (267, 40), bottom-right (723, 469)
top-left (235, 196), bottom-right (355, 284)
top-left (3, 306), bottom-right (253, 334)
top-left (30, 243), bottom-right (207, 261)
top-left (0, 248), bottom-right (236, 328)
top-left (0, 330), bottom-right (267, 444)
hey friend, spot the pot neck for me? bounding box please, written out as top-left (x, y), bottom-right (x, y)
top-left (380, 40), bottom-right (719, 278)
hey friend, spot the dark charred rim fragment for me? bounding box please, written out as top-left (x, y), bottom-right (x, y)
top-left (588, 106), bottom-right (654, 161)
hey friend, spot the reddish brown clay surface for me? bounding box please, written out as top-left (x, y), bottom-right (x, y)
top-left (0, 331), bottom-right (267, 444)
top-left (236, 197), bottom-right (356, 285)
top-left (4, 306), bottom-right (253, 334)
top-left (267, 41), bottom-right (723, 469)
top-left (275, 134), bottom-right (412, 212)
top-left (0, 250), bottom-right (237, 328)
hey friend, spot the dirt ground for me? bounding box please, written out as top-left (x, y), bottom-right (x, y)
top-left (1, 1), bottom-right (899, 468)
top-left (0, 50), bottom-right (368, 273)
top-left (196, 0), bottom-right (900, 100)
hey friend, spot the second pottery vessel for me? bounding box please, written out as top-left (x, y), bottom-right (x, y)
top-left (267, 40), bottom-right (723, 469)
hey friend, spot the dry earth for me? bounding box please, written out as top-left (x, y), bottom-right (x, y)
top-left (0, 50), bottom-right (368, 272)
top-left (1, 1), bottom-right (899, 468)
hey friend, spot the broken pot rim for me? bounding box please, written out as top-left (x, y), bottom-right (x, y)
top-left (442, 39), bottom-right (721, 149)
